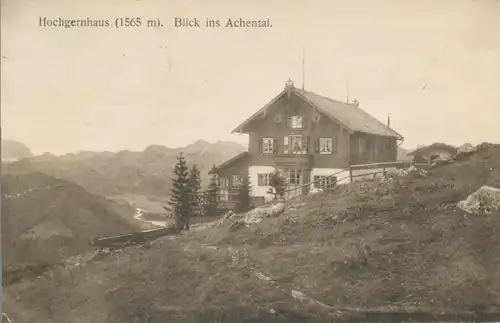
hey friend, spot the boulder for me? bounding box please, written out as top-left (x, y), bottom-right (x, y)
top-left (223, 210), bottom-right (235, 220)
top-left (228, 220), bottom-right (247, 232)
top-left (397, 165), bottom-right (428, 177)
top-left (243, 203), bottom-right (286, 224)
top-left (457, 186), bottom-right (500, 215)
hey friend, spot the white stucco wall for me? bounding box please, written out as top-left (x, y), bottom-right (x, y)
top-left (250, 165), bottom-right (397, 199)
top-left (248, 165), bottom-right (276, 201)
top-left (309, 167), bottom-right (398, 193)
top-left (309, 168), bottom-right (349, 192)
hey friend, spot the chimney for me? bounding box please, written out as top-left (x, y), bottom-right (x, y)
top-left (285, 78), bottom-right (294, 98)
top-left (387, 114), bottom-right (391, 128)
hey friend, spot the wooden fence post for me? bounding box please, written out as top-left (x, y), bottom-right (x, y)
top-left (349, 165), bottom-right (353, 183)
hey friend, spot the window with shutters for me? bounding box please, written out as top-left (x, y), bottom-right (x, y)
top-left (262, 138), bottom-right (275, 154)
top-left (288, 115), bottom-right (303, 129)
top-left (313, 176), bottom-right (337, 189)
top-left (283, 136), bottom-right (289, 154)
top-left (257, 173), bottom-right (271, 186)
top-left (319, 138), bottom-right (333, 154)
top-left (290, 135), bottom-right (307, 155)
top-left (220, 189), bottom-right (229, 201)
top-left (231, 175), bottom-right (244, 188)
top-left (219, 177), bottom-right (229, 188)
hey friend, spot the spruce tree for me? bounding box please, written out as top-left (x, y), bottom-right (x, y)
top-left (188, 164), bottom-right (202, 213)
top-left (236, 175), bottom-right (253, 213)
top-left (266, 169), bottom-right (288, 200)
top-left (204, 165), bottom-right (219, 216)
top-left (168, 152), bottom-right (191, 230)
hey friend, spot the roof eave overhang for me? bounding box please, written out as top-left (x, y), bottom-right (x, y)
top-left (392, 131), bottom-right (405, 141)
top-left (351, 131), bottom-right (404, 140)
top-left (231, 89), bottom-right (290, 134)
top-left (209, 152), bottom-right (249, 174)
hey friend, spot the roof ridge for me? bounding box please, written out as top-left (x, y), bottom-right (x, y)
top-left (296, 88), bottom-right (355, 106)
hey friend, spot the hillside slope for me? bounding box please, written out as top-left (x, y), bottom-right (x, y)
top-left (208, 143), bottom-right (500, 311)
top-left (10, 140), bottom-right (246, 197)
top-left (2, 168), bottom-right (139, 270)
top-left (4, 143), bottom-right (499, 323)
top-left (1, 139), bottom-right (33, 161)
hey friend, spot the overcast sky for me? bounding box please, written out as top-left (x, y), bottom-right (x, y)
top-left (2, 0), bottom-right (499, 155)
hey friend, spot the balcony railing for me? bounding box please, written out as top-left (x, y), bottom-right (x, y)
top-left (187, 160), bottom-right (431, 213)
top-left (272, 153), bottom-right (313, 168)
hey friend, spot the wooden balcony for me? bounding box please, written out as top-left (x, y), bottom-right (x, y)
top-left (272, 154), bottom-right (313, 168)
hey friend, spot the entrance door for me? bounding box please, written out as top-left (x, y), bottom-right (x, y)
top-left (280, 167), bottom-right (310, 198)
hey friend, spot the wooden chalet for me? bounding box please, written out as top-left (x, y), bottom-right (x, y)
top-left (210, 80), bottom-right (404, 210)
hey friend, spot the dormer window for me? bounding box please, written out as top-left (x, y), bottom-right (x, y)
top-left (288, 115), bottom-right (303, 129)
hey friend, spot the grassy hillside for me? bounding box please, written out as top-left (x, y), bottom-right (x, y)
top-left (4, 143), bottom-right (500, 323)
top-left (205, 143), bottom-right (500, 310)
top-left (2, 169), bottom-right (140, 271)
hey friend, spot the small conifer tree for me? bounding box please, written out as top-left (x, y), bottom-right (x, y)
top-left (204, 165), bottom-right (219, 216)
top-left (266, 169), bottom-right (288, 200)
top-left (188, 164), bottom-right (202, 213)
top-left (167, 152), bottom-right (191, 230)
top-left (236, 175), bottom-right (253, 213)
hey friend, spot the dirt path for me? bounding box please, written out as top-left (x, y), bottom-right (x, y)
top-left (2, 184), bottom-right (67, 200)
top-left (132, 207), bottom-right (170, 227)
top-left (175, 220), bottom-right (341, 317)
top-left (2, 313), bottom-right (13, 323)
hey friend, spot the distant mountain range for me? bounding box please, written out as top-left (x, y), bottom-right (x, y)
top-left (2, 167), bottom-right (139, 270)
top-left (4, 139), bottom-right (247, 197)
top-left (1, 138), bottom-right (415, 198)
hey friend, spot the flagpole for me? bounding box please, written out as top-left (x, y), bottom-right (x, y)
top-left (302, 48), bottom-right (305, 91)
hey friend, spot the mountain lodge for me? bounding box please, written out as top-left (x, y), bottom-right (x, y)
top-left (210, 80), bottom-right (404, 209)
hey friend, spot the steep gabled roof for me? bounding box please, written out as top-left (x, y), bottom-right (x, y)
top-left (296, 90), bottom-right (403, 139)
top-left (208, 151), bottom-right (249, 174)
top-left (232, 86), bottom-right (403, 140)
top-left (232, 88), bottom-right (289, 134)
